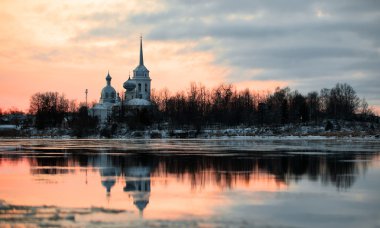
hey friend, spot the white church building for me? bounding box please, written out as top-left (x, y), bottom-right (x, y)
top-left (90, 37), bottom-right (152, 123)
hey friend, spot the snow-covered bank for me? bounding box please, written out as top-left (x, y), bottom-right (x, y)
top-left (0, 120), bottom-right (379, 139)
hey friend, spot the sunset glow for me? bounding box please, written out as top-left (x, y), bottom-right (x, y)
top-left (0, 1), bottom-right (283, 111)
top-left (0, 158), bottom-right (286, 220)
top-left (2, 1), bottom-right (378, 112)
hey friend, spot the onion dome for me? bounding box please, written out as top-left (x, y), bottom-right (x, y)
top-left (123, 76), bottom-right (136, 91)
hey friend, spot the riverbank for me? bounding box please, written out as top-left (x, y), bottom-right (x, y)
top-left (1, 120), bottom-right (379, 139)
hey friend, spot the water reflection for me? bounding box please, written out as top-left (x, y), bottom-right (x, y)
top-left (0, 139), bottom-right (379, 225)
top-left (124, 167), bottom-right (151, 217)
top-left (7, 150), bottom-right (375, 190)
top-left (98, 153), bottom-right (121, 196)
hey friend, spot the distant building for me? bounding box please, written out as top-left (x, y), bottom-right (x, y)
top-left (90, 36), bottom-right (152, 123)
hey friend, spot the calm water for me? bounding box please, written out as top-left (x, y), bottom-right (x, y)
top-left (0, 138), bottom-right (379, 227)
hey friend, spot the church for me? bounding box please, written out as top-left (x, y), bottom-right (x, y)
top-left (90, 37), bottom-right (152, 123)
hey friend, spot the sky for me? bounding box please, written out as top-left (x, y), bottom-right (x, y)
top-left (0, 0), bottom-right (379, 113)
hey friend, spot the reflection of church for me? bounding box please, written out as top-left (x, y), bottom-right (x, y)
top-left (97, 153), bottom-right (121, 196)
top-left (96, 155), bottom-right (151, 216)
top-left (124, 166), bottom-right (151, 217)
top-left (90, 37), bottom-right (152, 123)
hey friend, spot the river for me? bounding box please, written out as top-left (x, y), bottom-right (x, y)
top-left (0, 138), bottom-right (379, 227)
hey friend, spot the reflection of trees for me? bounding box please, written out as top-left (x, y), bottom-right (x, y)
top-left (0, 149), bottom-right (377, 190)
top-left (257, 153), bottom-right (370, 190)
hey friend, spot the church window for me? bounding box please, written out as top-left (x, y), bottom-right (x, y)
top-left (138, 83), bottom-right (141, 92)
top-left (145, 83), bottom-right (147, 92)
top-left (105, 92), bottom-right (109, 98)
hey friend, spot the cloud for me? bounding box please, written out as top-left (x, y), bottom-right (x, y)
top-left (1, 0), bottom-right (380, 110)
top-left (124, 0), bottom-right (380, 106)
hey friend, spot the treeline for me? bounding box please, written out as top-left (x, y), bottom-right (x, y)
top-left (2, 82), bottom-right (377, 135)
top-left (28, 92), bottom-right (97, 135)
top-left (0, 107), bottom-right (28, 127)
top-left (150, 82), bottom-right (376, 128)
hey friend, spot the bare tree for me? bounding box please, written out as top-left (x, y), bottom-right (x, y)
top-left (29, 92), bottom-right (69, 129)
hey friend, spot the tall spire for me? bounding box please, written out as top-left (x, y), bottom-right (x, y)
top-left (139, 35), bottom-right (144, 66)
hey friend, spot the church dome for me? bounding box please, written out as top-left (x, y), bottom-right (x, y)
top-left (100, 71), bottom-right (117, 103)
top-left (101, 86), bottom-right (116, 96)
top-left (123, 77), bottom-right (136, 91)
top-left (101, 86), bottom-right (116, 101)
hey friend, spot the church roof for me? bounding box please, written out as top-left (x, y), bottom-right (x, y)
top-left (126, 98), bottom-right (151, 106)
top-left (134, 64), bottom-right (149, 72)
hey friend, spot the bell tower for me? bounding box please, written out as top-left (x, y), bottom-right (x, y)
top-left (132, 36), bottom-right (151, 100)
